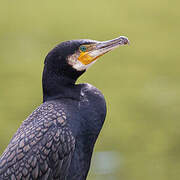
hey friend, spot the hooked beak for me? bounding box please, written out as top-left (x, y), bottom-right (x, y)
top-left (96, 36), bottom-right (129, 51)
top-left (78, 36), bottom-right (129, 65)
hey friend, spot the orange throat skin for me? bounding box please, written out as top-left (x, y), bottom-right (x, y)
top-left (78, 52), bottom-right (106, 65)
top-left (78, 52), bottom-right (95, 65)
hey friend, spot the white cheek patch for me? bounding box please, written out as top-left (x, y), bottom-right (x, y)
top-left (67, 52), bottom-right (97, 71)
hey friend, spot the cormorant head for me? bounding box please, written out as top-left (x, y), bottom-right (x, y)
top-left (44, 36), bottom-right (129, 82)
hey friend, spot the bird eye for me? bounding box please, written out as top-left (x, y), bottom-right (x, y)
top-left (79, 46), bottom-right (87, 52)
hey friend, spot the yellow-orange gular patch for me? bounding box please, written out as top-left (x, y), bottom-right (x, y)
top-left (78, 52), bottom-right (95, 65)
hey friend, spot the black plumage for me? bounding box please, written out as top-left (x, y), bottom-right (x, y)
top-left (0, 37), bottom-right (129, 180)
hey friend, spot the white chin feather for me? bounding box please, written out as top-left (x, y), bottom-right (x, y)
top-left (67, 53), bottom-right (96, 71)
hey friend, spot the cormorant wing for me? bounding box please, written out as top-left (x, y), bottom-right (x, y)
top-left (0, 102), bottom-right (75, 180)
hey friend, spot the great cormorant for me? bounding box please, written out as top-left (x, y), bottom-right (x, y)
top-left (0, 36), bottom-right (129, 180)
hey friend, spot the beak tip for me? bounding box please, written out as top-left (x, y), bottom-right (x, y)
top-left (120, 36), bottom-right (130, 45)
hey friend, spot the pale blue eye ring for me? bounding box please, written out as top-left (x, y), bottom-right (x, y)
top-left (80, 46), bottom-right (87, 52)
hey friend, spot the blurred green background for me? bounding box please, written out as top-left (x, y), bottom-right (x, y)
top-left (0, 0), bottom-right (180, 179)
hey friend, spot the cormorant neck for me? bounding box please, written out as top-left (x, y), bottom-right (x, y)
top-left (42, 68), bottom-right (79, 102)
